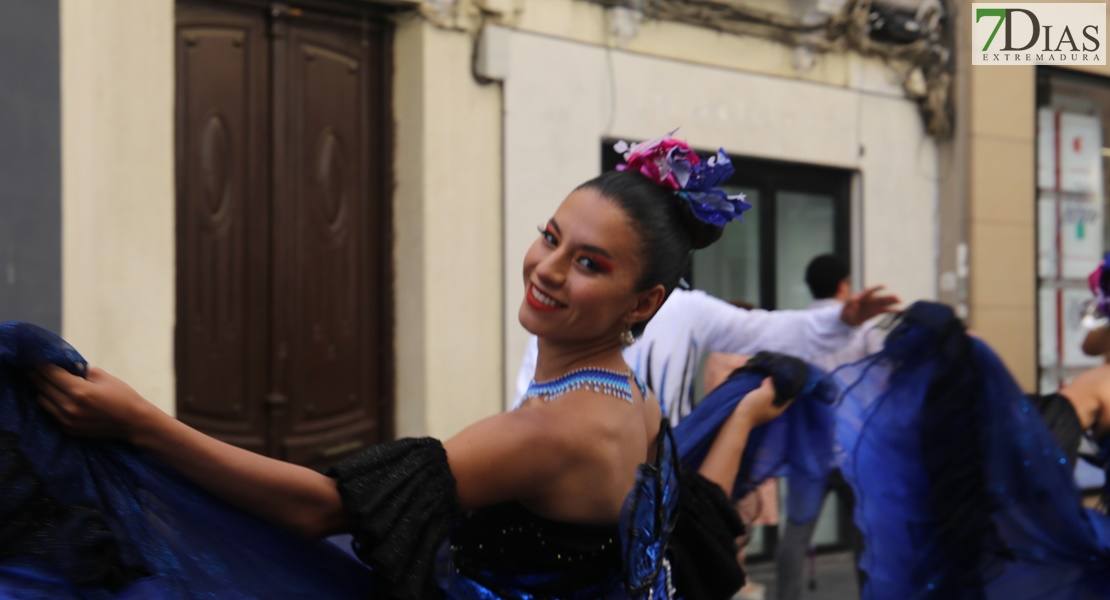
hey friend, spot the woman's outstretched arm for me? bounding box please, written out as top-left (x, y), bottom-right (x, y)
top-left (697, 377), bottom-right (788, 493)
top-left (35, 366), bottom-right (347, 539)
top-left (34, 365), bottom-right (590, 536)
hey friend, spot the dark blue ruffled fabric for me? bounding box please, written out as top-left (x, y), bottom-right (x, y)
top-left (0, 322), bottom-right (375, 599)
top-left (833, 302), bottom-right (1110, 599)
top-left (673, 352), bottom-right (838, 524)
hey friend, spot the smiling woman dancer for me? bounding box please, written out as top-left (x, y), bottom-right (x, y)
top-left (1, 133), bottom-right (795, 599)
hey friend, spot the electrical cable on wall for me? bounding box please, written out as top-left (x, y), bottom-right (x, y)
top-left (418, 0), bottom-right (953, 137)
top-left (583, 0), bottom-right (955, 139)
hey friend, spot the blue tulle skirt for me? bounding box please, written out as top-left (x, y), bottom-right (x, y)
top-left (673, 304), bottom-right (1110, 598)
top-left (833, 302), bottom-right (1110, 599)
top-left (0, 322), bottom-right (375, 599)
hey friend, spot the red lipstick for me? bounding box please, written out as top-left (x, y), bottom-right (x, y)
top-left (526, 283), bottom-right (565, 312)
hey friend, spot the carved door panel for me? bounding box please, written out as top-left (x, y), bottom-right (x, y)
top-left (175, 3), bottom-right (270, 455)
top-left (270, 19), bottom-right (389, 468)
top-left (175, 2), bottom-right (391, 466)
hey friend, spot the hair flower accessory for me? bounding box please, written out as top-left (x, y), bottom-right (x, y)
top-left (1084, 252), bottom-right (1110, 330)
top-left (614, 130), bottom-right (753, 227)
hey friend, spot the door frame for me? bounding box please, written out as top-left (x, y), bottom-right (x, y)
top-left (174, 0), bottom-right (397, 449)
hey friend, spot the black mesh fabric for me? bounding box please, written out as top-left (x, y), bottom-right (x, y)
top-left (735, 351), bottom-right (813, 405)
top-left (448, 501), bottom-right (622, 597)
top-left (669, 467), bottom-right (746, 600)
top-left (327, 437), bottom-right (461, 600)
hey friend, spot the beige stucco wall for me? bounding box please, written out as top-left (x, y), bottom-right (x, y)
top-left (392, 16), bottom-right (503, 438)
top-left (514, 0), bottom-right (857, 89)
top-left (967, 62), bottom-right (1037, 391)
top-left (60, 0), bottom-right (176, 414)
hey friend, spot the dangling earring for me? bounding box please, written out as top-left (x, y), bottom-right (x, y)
top-left (619, 329), bottom-right (635, 347)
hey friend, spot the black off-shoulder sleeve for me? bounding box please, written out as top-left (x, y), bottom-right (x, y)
top-left (669, 467), bottom-right (747, 600)
top-left (326, 437), bottom-right (461, 600)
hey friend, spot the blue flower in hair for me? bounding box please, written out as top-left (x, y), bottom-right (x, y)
top-left (615, 132), bottom-right (752, 227)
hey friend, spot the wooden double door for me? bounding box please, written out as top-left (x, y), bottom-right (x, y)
top-left (175, 0), bottom-right (392, 468)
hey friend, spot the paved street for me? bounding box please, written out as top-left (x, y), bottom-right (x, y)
top-left (739, 553), bottom-right (859, 600)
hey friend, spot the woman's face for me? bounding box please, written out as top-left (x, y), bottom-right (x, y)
top-left (520, 187), bottom-right (663, 345)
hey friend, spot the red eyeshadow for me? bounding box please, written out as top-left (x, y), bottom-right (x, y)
top-left (591, 256), bottom-right (615, 272)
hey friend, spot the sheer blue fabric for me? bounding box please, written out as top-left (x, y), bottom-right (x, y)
top-left (833, 302), bottom-right (1110, 599)
top-left (0, 322), bottom-right (376, 599)
top-left (672, 355), bottom-right (838, 523)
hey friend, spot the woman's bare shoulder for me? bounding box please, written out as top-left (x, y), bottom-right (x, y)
top-left (513, 387), bottom-right (661, 468)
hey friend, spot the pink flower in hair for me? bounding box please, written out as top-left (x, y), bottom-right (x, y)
top-left (613, 130), bottom-right (752, 226)
top-left (615, 131), bottom-right (701, 191)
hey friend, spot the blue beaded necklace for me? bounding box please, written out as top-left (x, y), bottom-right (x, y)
top-left (523, 367), bottom-right (642, 404)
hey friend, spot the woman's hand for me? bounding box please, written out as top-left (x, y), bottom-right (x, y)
top-left (699, 377), bottom-right (793, 493)
top-left (732, 377), bottom-right (792, 428)
top-left (31, 366), bottom-right (163, 442)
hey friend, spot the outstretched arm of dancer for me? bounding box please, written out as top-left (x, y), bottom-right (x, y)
top-left (697, 377), bottom-right (788, 493)
top-left (33, 365), bottom-right (349, 538)
top-left (32, 365), bottom-right (598, 538)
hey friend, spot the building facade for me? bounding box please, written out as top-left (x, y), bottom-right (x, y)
top-left (7, 0), bottom-right (1038, 449)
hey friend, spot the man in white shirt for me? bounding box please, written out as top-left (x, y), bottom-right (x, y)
top-left (512, 281), bottom-right (898, 425)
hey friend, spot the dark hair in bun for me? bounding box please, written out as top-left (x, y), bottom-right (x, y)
top-left (681, 204), bottom-right (725, 251)
top-left (576, 170), bottom-right (724, 332)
